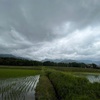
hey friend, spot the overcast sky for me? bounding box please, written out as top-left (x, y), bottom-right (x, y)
top-left (0, 0), bottom-right (100, 60)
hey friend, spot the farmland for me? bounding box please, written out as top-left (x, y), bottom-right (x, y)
top-left (47, 70), bottom-right (100, 100)
top-left (0, 66), bottom-right (100, 100)
top-left (0, 67), bottom-right (41, 100)
top-left (36, 67), bottom-right (100, 100)
top-left (0, 75), bottom-right (40, 100)
top-left (0, 68), bottom-right (40, 78)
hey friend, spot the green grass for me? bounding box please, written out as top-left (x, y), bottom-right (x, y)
top-left (48, 66), bottom-right (100, 73)
top-left (0, 65), bottom-right (42, 70)
top-left (0, 66), bottom-right (100, 100)
top-left (47, 70), bottom-right (100, 100)
top-left (0, 69), bottom-right (41, 78)
top-left (35, 75), bottom-right (57, 100)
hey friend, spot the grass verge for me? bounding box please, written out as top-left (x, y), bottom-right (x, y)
top-left (35, 75), bottom-right (58, 100)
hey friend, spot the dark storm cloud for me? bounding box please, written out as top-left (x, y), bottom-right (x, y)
top-left (0, 0), bottom-right (100, 60)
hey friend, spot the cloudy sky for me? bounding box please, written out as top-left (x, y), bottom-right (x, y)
top-left (0, 0), bottom-right (100, 60)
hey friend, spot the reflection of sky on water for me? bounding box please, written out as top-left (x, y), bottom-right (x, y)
top-left (0, 75), bottom-right (40, 100)
top-left (74, 73), bottom-right (100, 83)
top-left (87, 75), bottom-right (100, 83)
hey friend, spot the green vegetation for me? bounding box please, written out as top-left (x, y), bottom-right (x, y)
top-left (0, 57), bottom-right (42, 66)
top-left (47, 70), bottom-right (100, 100)
top-left (0, 65), bottom-right (42, 70)
top-left (0, 69), bottom-right (40, 78)
top-left (49, 66), bottom-right (100, 73)
top-left (35, 75), bottom-right (57, 100)
top-left (0, 57), bottom-right (99, 69)
top-left (0, 66), bottom-right (100, 100)
top-left (35, 67), bottom-right (100, 100)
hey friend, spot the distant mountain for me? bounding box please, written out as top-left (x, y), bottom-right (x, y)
top-left (42, 58), bottom-right (76, 63)
top-left (43, 58), bottom-right (100, 66)
top-left (0, 54), bottom-right (31, 60)
top-left (1, 54), bottom-right (100, 66)
top-left (0, 54), bottom-right (16, 58)
top-left (78, 60), bottom-right (100, 66)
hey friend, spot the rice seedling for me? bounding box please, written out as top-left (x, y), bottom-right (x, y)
top-left (0, 69), bottom-right (40, 78)
top-left (0, 75), bottom-right (40, 100)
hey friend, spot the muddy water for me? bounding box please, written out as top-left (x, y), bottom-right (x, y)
top-left (0, 75), bottom-right (40, 100)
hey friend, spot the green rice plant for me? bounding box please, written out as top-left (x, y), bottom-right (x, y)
top-left (0, 69), bottom-right (40, 78)
top-left (48, 66), bottom-right (100, 73)
top-left (48, 70), bottom-right (100, 100)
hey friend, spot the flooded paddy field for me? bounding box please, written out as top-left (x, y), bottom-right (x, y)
top-left (0, 68), bottom-right (41, 100)
top-left (74, 73), bottom-right (100, 83)
top-left (0, 67), bottom-right (100, 100)
top-left (0, 75), bottom-right (40, 100)
top-left (86, 74), bottom-right (100, 83)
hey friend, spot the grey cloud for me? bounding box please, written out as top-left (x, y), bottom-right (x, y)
top-left (0, 0), bottom-right (100, 60)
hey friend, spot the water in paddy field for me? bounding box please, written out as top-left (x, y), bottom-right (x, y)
top-left (75, 74), bottom-right (100, 83)
top-left (0, 75), bottom-right (40, 100)
top-left (86, 74), bottom-right (100, 83)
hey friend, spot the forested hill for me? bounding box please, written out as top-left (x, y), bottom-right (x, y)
top-left (0, 54), bottom-right (15, 58)
top-left (0, 57), bottom-right (99, 69)
top-left (0, 57), bottom-right (42, 66)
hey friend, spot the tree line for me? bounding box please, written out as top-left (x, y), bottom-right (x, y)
top-left (0, 57), bottom-right (99, 69)
top-left (0, 57), bottom-right (42, 66)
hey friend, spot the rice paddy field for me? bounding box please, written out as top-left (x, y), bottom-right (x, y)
top-left (0, 67), bottom-right (41, 100)
top-left (0, 75), bottom-right (40, 100)
top-left (73, 73), bottom-right (100, 83)
top-left (36, 67), bottom-right (100, 100)
top-left (0, 66), bottom-right (100, 100)
top-left (0, 69), bottom-right (40, 78)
